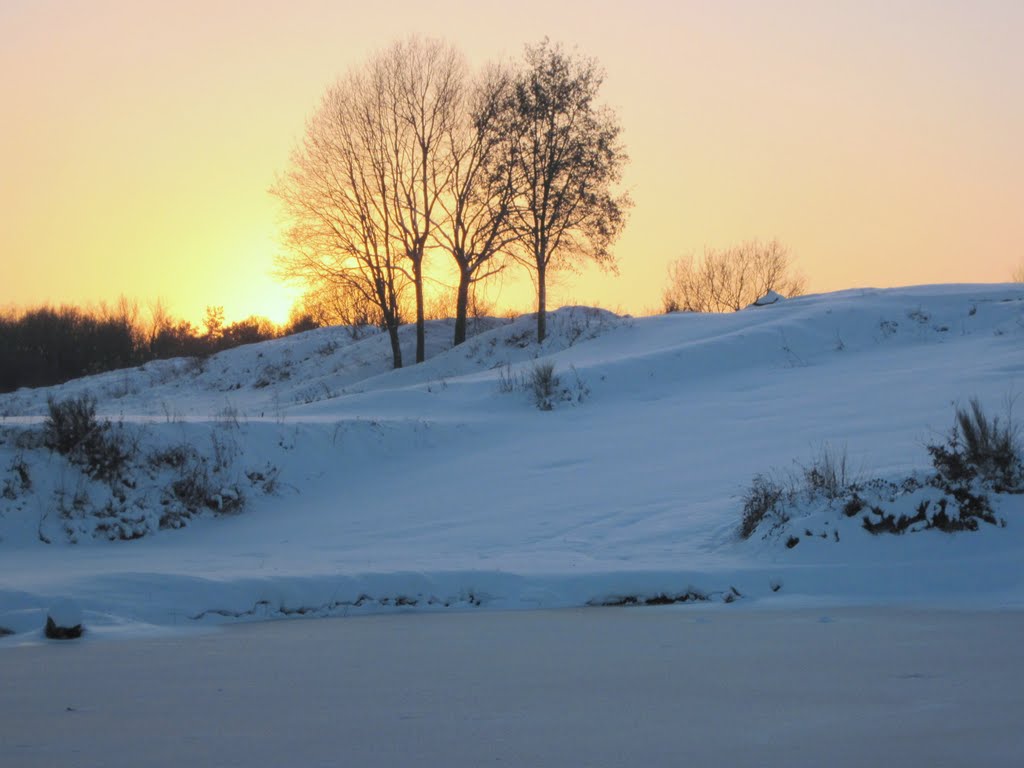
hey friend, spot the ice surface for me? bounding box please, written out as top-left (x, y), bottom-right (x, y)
top-left (2, 607), bottom-right (1022, 767)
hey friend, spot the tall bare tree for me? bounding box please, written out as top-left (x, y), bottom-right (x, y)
top-left (374, 38), bottom-right (463, 362)
top-left (276, 39), bottom-right (462, 366)
top-left (434, 65), bottom-right (519, 346)
top-left (508, 40), bottom-right (630, 343)
top-left (272, 71), bottom-right (410, 368)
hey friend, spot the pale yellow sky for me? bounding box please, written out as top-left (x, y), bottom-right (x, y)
top-left (1, 0), bottom-right (1021, 324)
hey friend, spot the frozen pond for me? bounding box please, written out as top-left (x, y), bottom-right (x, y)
top-left (3, 606), bottom-right (1022, 767)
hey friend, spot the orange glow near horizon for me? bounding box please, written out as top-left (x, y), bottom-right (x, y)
top-left (1, 1), bottom-right (1022, 327)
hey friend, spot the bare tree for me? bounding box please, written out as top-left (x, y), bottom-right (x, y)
top-left (273, 38), bottom-right (462, 367)
top-left (376, 38), bottom-right (464, 362)
top-left (508, 39), bottom-right (630, 343)
top-left (1012, 263), bottom-right (1024, 283)
top-left (146, 297), bottom-right (174, 352)
top-left (202, 305), bottom-right (225, 341)
top-left (662, 239), bottom-right (806, 313)
top-left (274, 38), bottom-right (632, 356)
top-left (433, 65), bottom-right (519, 346)
top-left (272, 70), bottom-right (410, 368)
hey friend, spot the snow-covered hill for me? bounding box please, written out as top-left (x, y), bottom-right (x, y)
top-left (1, 285), bottom-right (1023, 640)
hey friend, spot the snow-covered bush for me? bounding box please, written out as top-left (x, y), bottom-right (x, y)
top-left (800, 444), bottom-right (853, 501)
top-left (740, 399), bottom-right (1021, 542)
top-left (2, 454), bottom-right (30, 499)
top-left (739, 474), bottom-right (790, 539)
top-left (43, 394), bottom-right (99, 454)
top-left (928, 398), bottom-right (1021, 493)
top-left (149, 440), bottom-right (246, 529)
top-left (0, 408), bottom-right (274, 542)
top-left (498, 360), bottom-right (590, 410)
top-left (530, 362), bottom-right (558, 411)
top-left (44, 394), bottom-right (132, 481)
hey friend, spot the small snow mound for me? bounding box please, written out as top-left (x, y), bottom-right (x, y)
top-left (45, 598), bottom-right (84, 639)
top-left (750, 290), bottom-right (785, 307)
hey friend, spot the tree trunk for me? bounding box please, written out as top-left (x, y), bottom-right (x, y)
top-left (453, 268), bottom-right (471, 347)
top-left (387, 321), bottom-right (403, 369)
top-left (414, 259), bottom-right (426, 364)
top-left (537, 263), bottom-right (547, 343)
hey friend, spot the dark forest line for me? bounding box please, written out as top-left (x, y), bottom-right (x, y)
top-left (0, 301), bottom-right (317, 393)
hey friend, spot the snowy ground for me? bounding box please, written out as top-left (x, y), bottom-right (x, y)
top-left (3, 606), bottom-right (1023, 767)
top-left (1, 284), bottom-right (1023, 639)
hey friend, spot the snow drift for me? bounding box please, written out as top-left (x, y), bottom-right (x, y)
top-left (1, 285), bottom-right (1023, 642)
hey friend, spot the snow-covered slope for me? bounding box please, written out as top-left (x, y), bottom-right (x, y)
top-left (1, 286), bottom-right (1022, 640)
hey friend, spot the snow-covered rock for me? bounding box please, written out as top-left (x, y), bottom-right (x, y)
top-left (750, 290), bottom-right (785, 307)
top-left (45, 598), bottom-right (84, 639)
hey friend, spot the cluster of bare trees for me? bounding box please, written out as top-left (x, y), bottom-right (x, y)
top-left (272, 38), bottom-right (630, 368)
top-left (0, 299), bottom-right (292, 392)
top-left (662, 239), bottom-right (806, 314)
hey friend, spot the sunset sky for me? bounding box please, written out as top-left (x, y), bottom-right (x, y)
top-left (2, 0), bottom-right (1021, 325)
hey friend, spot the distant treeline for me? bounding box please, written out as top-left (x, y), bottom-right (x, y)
top-left (0, 300), bottom-right (317, 393)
